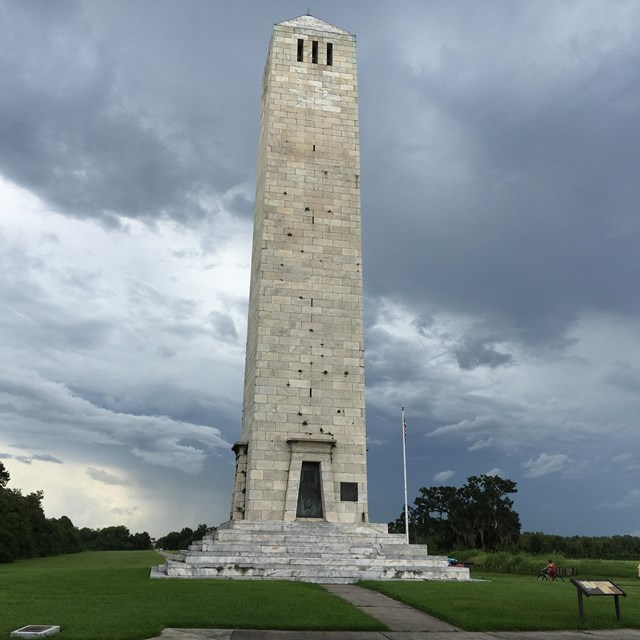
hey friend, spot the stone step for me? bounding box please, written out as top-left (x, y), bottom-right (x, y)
top-left (176, 554), bottom-right (448, 569)
top-left (167, 557), bottom-right (456, 574)
top-left (210, 530), bottom-right (406, 543)
top-left (190, 542), bottom-right (410, 555)
top-left (212, 527), bottom-right (401, 543)
top-left (182, 550), bottom-right (387, 561)
top-left (182, 542), bottom-right (435, 555)
top-left (193, 543), bottom-right (407, 556)
top-left (212, 522), bottom-right (400, 533)
top-left (209, 540), bottom-right (407, 551)
top-left (160, 561), bottom-right (467, 583)
top-left (165, 565), bottom-right (447, 577)
top-left (198, 536), bottom-right (401, 547)
top-left (152, 520), bottom-right (471, 584)
top-left (189, 542), bottom-right (424, 555)
top-left (179, 550), bottom-right (436, 565)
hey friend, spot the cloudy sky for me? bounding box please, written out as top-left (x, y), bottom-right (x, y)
top-left (1, 0), bottom-right (639, 539)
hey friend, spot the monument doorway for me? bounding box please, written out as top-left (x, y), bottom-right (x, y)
top-left (296, 461), bottom-right (323, 518)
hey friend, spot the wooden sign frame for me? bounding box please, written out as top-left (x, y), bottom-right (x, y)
top-left (570, 579), bottom-right (627, 621)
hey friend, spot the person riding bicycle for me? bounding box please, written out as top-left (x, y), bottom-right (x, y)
top-left (543, 560), bottom-right (557, 580)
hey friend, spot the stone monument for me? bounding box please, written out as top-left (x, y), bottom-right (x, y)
top-left (152, 15), bottom-right (469, 583)
top-left (231, 13), bottom-right (367, 525)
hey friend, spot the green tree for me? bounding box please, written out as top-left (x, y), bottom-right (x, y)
top-left (156, 524), bottom-right (212, 550)
top-left (93, 525), bottom-right (133, 550)
top-left (47, 515), bottom-right (83, 554)
top-left (0, 487), bottom-right (20, 562)
top-left (390, 474), bottom-right (520, 552)
top-left (130, 531), bottom-right (152, 550)
top-left (0, 460), bottom-right (159, 561)
top-left (461, 475), bottom-right (520, 550)
top-left (0, 461), bottom-right (10, 487)
top-left (0, 484), bottom-right (48, 561)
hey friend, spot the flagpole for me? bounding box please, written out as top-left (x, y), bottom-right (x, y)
top-left (401, 406), bottom-right (409, 544)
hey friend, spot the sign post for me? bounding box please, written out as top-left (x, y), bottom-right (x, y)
top-left (570, 579), bottom-right (626, 622)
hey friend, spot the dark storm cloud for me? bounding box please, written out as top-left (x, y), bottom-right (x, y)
top-left (0, 370), bottom-right (230, 471)
top-left (86, 467), bottom-right (129, 486)
top-left (207, 311), bottom-right (238, 340)
top-left (364, 324), bottom-right (432, 392)
top-left (0, 0), bottom-right (380, 231)
top-left (1, 0), bottom-right (639, 536)
top-left (606, 362), bottom-right (640, 394)
top-left (32, 454), bottom-right (63, 463)
top-left (20, 316), bottom-right (112, 352)
top-left (223, 191), bottom-right (254, 221)
top-left (0, 1), bottom-right (252, 226)
top-left (1, 453), bottom-right (63, 465)
top-left (111, 506), bottom-right (138, 517)
top-left (360, 1), bottom-right (640, 349)
top-left (411, 314), bottom-right (435, 337)
top-left (454, 335), bottom-right (513, 370)
top-left (67, 381), bottom-right (236, 436)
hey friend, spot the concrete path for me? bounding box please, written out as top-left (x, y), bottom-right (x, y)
top-left (323, 584), bottom-right (460, 632)
top-left (152, 627), bottom-right (640, 639)
top-left (147, 583), bottom-right (640, 640)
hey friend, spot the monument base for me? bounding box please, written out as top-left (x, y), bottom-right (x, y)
top-left (150, 520), bottom-right (470, 583)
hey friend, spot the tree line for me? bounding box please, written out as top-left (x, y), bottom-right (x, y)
top-left (155, 524), bottom-right (213, 550)
top-left (389, 474), bottom-right (521, 552)
top-left (389, 474), bottom-right (640, 560)
top-left (0, 462), bottom-right (151, 563)
top-left (518, 531), bottom-right (640, 560)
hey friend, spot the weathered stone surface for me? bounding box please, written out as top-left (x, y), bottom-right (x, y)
top-left (230, 14), bottom-right (367, 524)
top-left (155, 15), bottom-right (470, 584)
top-left (151, 521), bottom-right (469, 583)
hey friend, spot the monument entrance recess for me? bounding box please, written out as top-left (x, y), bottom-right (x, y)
top-left (152, 15), bottom-right (470, 583)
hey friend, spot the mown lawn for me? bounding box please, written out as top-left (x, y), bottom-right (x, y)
top-left (3, 551), bottom-right (639, 639)
top-left (0, 551), bottom-right (383, 640)
top-left (361, 572), bottom-right (640, 631)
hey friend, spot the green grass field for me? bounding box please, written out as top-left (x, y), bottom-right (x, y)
top-left (2, 551), bottom-right (639, 639)
top-left (361, 571), bottom-right (640, 632)
top-left (0, 551), bottom-right (383, 640)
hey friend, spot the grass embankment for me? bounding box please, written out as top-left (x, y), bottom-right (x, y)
top-left (362, 556), bottom-right (640, 632)
top-left (450, 550), bottom-right (640, 578)
top-left (0, 551), bottom-right (383, 640)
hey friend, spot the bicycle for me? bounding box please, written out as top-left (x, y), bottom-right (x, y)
top-left (537, 570), bottom-right (564, 582)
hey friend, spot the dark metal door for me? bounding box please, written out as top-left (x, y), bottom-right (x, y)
top-left (296, 461), bottom-right (323, 518)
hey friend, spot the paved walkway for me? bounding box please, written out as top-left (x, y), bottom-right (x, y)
top-left (323, 584), bottom-right (460, 633)
top-left (148, 584), bottom-right (640, 640)
top-left (152, 631), bottom-right (640, 639)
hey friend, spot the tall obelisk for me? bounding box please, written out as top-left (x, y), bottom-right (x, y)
top-left (153, 16), bottom-right (469, 581)
top-left (231, 15), bottom-right (367, 524)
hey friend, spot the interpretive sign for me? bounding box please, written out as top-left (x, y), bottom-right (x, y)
top-left (570, 579), bottom-right (626, 621)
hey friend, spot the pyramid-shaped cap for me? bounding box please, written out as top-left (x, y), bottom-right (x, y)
top-left (277, 14), bottom-right (352, 36)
